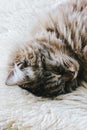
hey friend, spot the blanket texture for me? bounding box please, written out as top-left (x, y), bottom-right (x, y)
top-left (0, 0), bottom-right (87, 129)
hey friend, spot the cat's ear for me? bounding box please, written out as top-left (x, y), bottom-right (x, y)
top-left (5, 64), bottom-right (24, 86)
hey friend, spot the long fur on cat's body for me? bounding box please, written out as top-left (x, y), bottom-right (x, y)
top-left (6, 0), bottom-right (87, 97)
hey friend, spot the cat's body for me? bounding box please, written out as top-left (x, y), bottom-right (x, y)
top-left (6, 0), bottom-right (87, 97)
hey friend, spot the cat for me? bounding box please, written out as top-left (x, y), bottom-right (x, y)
top-left (5, 0), bottom-right (87, 97)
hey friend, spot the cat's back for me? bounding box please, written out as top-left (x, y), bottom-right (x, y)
top-left (31, 0), bottom-right (87, 54)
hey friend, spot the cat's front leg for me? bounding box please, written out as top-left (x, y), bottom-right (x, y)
top-left (81, 45), bottom-right (87, 81)
top-left (44, 54), bottom-right (79, 82)
top-left (83, 45), bottom-right (87, 60)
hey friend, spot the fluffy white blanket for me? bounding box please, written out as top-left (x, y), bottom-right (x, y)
top-left (0, 0), bottom-right (87, 129)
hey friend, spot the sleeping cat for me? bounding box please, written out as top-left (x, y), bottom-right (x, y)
top-left (5, 0), bottom-right (87, 97)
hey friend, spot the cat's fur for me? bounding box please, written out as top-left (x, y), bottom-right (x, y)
top-left (6, 0), bottom-right (87, 97)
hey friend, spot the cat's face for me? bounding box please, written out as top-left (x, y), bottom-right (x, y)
top-left (5, 46), bottom-right (44, 86)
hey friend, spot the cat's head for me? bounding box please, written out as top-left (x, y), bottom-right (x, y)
top-left (5, 44), bottom-right (45, 86)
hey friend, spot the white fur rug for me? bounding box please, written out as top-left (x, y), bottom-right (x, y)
top-left (0, 0), bottom-right (87, 129)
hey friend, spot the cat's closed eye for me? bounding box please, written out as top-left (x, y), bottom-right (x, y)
top-left (20, 60), bottom-right (28, 69)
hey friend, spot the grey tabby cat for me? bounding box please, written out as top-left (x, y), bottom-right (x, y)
top-left (6, 0), bottom-right (87, 97)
